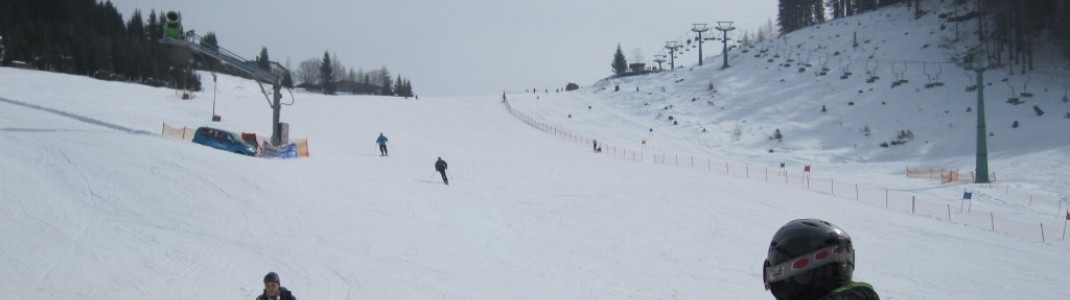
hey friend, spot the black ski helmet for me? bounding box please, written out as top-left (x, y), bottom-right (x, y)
top-left (763, 219), bottom-right (855, 300)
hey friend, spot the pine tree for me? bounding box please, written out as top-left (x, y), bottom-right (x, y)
top-left (146, 10), bottom-right (160, 39)
top-left (378, 67), bottom-right (392, 95)
top-left (127, 10), bottom-right (145, 40)
top-left (401, 79), bottom-right (414, 97)
top-left (198, 32), bottom-right (220, 70)
top-left (330, 53), bottom-right (345, 82)
top-left (320, 51), bottom-right (336, 95)
top-left (1058, 0), bottom-right (1070, 56)
top-left (258, 47), bottom-right (270, 70)
top-left (611, 43), bottom-right (628, 76)
top-left (282, 71), bottom-right (294, 89)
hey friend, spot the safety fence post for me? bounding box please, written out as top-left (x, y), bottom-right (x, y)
top-left (1040, 223), bottom-right (1045, 242)
top-left (885, 189), bottom-right (889, 208)
top-left (947, 204), bottom-right (952, 222)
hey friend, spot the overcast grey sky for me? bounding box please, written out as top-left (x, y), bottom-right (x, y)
top-left (112, 0), bottom-right (778, 96)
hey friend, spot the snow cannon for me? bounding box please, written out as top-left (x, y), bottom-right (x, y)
top-left (164, 11), bottom-right (183, 39)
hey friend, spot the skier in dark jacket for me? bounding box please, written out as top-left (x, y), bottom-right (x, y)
top-left (763, 219), bottom-right (879, 300)
top-left (434, 157), bottom-right (448, 185)
top-left (257, 272), bottom-right (297, 300)
top-left (376, 133), bottom-right (389, 156)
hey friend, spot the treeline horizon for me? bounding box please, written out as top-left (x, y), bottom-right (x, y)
top-left (0, 0), bottom-right (200, 90)
top-left (776, 0), bottom-right (1070, 69)
top-left (0, 0), bottom-right (416, 97)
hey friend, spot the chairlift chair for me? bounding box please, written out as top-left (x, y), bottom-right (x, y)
top-left (1020, 76), bottom-right (1034, 98)
top-left (865, 59), bottom-right (880, 83)
top-left (1005, 79), bottom-right (1023, 105)
top-left (839, 59), bottom-right (853, 80)
top-left (923, 62), bottom-right (945, 88)
top-left (890, 61), bottom-right (908, 88)
top-left (963, 69), bottom-right (978, 92)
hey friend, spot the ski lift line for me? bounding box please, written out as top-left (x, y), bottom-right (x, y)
top-left (160, 33), bottom-right (281, 85)
top-left (769, 46), bottom-right (1070, 85)
top-left (923, 62), bottom-right (942, 77)
top-left (839, 59), bottom-right (852, 71)
top-left (185, 40), bottom-right (273, 109)
top-left (818, 55), bottom-right (831, 67)
top-left (188, 38), bottom-right (297, 109)
top-left (892, 61), bottom-right (908, 74)
top-left (766, 45), bottom-right (955, 65)
top-left (865, 60), bottom-right (880, 74)
top-left (284, 89), bottom-right (296, 106)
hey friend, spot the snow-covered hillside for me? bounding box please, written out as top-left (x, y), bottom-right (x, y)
top-left (582, 2), bottom-right (1070, 216)
top-left (2, 2), bottom-right (1069, 299)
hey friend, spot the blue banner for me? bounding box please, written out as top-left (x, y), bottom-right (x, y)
top-left (261, 142), bottom-right (298, 159)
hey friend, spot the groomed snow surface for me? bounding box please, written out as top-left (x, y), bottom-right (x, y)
top-left (3, 3), bottom-right (1070, 299)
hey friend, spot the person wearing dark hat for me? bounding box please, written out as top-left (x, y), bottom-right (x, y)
top-left (257, 272), bottom-right (297, 300)
top-left (763, 219), bottom-right (879, 300)
top-left (434, 157), bottom-right (449, 185)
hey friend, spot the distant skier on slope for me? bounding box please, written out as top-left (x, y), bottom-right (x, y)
top-left (763, 219), bottom-right (879, 300)
top-left (435, 157), bottom-right (449, 185)
top-left (257, 272), bottom-right (297, 300)
top-left (376, 133), bottom-right (389, 156)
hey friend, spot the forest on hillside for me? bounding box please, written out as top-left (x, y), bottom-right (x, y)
top-left (778, 0), bottom-right (1070, 71)
top-left (0, 0), bottom-right (200, 90)
top-left (0, 0), bottom-right (417, 97)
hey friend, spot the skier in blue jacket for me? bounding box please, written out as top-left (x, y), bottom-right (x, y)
top-left (376, 133), bottom-right (389, 156)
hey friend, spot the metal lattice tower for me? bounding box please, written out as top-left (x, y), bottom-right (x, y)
top-left (664, 41), bottom-right (682, 70)
top-left (653, 54), bottom-right (667, 71)
top-left (692, 24), bottom-right (710, 66)
top-left (715, 21), bottom-right (736, 69)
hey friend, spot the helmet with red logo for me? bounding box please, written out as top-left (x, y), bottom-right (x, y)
top-left (763, 219), bottom-right (855, 300)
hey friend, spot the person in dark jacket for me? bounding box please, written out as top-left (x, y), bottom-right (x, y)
top-left (763, 219), bottom-right (879, 300)
top-left (376, 133), bottom-right (389, 156)
top-left (435, 157), bottom-right (448, 185)
top-left (257, 271), bottom-right (297, 300)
